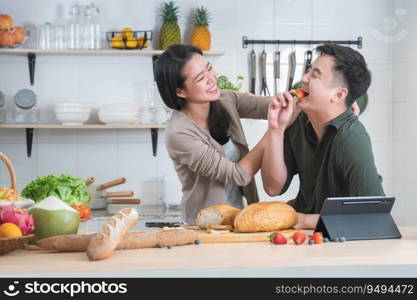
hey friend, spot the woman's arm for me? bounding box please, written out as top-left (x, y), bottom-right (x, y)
top-left (238, 132), bottom-right (267, 178)
top-left (167, 129), bottom-right (263, 186)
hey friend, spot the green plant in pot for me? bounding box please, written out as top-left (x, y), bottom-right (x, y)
top-left (29, 196), bottom-right (80, 241)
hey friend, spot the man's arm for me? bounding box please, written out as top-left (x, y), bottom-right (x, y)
top-left (261, 92), bottom-right (295, 196)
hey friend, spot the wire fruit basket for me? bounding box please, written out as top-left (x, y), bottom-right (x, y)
top-left (106, 30), bottom-right (152, 50)
top-left (0, 152), bottom-right (34, 255)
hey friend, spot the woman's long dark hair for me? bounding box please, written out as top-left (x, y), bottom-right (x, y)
top-left (155, 44), bottom-right (230, 145)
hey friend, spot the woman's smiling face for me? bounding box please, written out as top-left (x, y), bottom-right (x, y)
top-left (176, 53), bottom-right (220, 104)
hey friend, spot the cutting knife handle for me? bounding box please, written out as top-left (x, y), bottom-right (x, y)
top-left (250, 78), bottom-right (256, 94)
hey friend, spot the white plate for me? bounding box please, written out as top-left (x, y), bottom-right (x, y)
top-left (0, 198), bottom-right (35, 209)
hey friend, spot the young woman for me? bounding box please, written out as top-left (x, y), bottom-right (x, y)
top-left (155, 45), bottom-right (273, 224)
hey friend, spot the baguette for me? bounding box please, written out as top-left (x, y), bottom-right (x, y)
top-left (196, 204), bottom-right (241, 227)
top-left (86, 208), bottom-right (139, 261)
top-left (36, 229), bottom-right (198, 252)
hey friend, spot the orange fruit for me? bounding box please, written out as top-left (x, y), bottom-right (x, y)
top-left (121, 27), bottom-right (133, 39)
top-left (0, 222), bottom-right (23, 238)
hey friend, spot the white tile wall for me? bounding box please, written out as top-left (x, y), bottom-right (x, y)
top-left (0, 0), bottom-right (404, 222)
top-left (392, 0), bottom-right (417, 225)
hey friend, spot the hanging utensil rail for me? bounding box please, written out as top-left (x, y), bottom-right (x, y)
top-left (242, 36), bottom-right (362, 49)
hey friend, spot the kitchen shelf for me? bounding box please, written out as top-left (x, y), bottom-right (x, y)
top-left (0, 124), bottom-right (166, 129)
top-left (0, 123), bottom-right (166, 158)
top-left (0, 48), bottom-right (225, 85)
top-left (0, 48), bottom-right (225, 56)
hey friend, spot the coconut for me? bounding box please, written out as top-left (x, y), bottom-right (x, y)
top-left (29, 196), bottom-right (80, 241)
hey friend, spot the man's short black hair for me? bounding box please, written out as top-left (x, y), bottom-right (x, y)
top-left (316, 44), bottom-right (371, 107)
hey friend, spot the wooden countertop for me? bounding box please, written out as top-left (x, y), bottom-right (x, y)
top-left (1, 227), bottom-right (416, 277)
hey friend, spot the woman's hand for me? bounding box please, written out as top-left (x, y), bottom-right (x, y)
top-left (351, 101), bottom-right (360, 116)
top-left (268, 92), bottom-right (295, 130)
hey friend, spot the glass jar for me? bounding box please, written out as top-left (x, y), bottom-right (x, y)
top-left (13, 89), bottom-right (39, 124)
top-left (0, 91), bottom-right (6, 123)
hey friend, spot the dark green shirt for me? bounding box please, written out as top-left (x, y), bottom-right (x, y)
top-left (283, 109), bottom-right (385, 213)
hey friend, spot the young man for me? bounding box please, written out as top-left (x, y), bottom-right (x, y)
top-left (261, 44), bottom-right (385, 229)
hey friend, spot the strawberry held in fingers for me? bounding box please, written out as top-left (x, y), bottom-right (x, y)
top-left (269, 232), bottom-right (287, 244)
top-left (290, 88), bottom-right (308, 100)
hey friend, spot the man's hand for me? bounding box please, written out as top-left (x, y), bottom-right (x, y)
top-left (293, 213), bottom-right (320, 230)
top-left (268, 92), bottom-right (295, 130)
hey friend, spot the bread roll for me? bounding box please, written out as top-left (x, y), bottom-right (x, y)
top-left (196, 204), bottom-right (241, 227)
top-left (234, 201), bottom-right (298, 233)
top-left (86, 208), bottom-right (138, 261)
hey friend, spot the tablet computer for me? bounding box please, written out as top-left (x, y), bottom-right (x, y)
top-left (314, 196), bottom-right (402, 240)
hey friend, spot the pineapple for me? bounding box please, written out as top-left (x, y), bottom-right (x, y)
top-left (159, 1), bottom-right (181, 50)
top-left (191, 6), bottom-right (211, 51)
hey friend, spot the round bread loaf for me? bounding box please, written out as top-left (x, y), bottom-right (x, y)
top-left (234, 201), bottom-right (298, 232)
top-left (196, 204), bottom-right (241, 226)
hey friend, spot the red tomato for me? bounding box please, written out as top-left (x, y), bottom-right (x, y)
top-left (79, 205), bottom-right (91, 220)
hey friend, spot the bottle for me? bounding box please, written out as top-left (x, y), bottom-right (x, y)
top-left (90, 3), bottom-right (101, 49)
top-left (83, 3), bottom-right (101, 49)
top-left (66, 4), bottom-right (82, 49)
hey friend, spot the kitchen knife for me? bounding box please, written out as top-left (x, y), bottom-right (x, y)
top-left (273, 50), bottom-right (281, 96)
top-left (303, 49), bottom-right (313, 74)
top-left (249, 49), bottom-right (256, 94)
top-left (259, 50), bottom-right (270, 96)
top-left (287, 50), bottom-right (296, 91)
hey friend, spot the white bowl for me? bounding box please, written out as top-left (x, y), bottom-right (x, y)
top-left (55, 111), bottom-right (90, 125)
top-left (55, 107), bottom-right (91, 113)
top-left (98, 111), bottom-right (138, 124)
top-left (99, 104), bottom-right (140, 114)
top-left (55, 103), bottom-right (90, 109)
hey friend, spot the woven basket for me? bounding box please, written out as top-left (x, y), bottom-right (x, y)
top-left (0, 152), bottom-right (33, 255)
top-left (0, 234), bottom-right (34, 255)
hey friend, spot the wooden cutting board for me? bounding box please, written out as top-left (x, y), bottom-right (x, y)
top-left (194, 229), bottom-right (298, 243)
